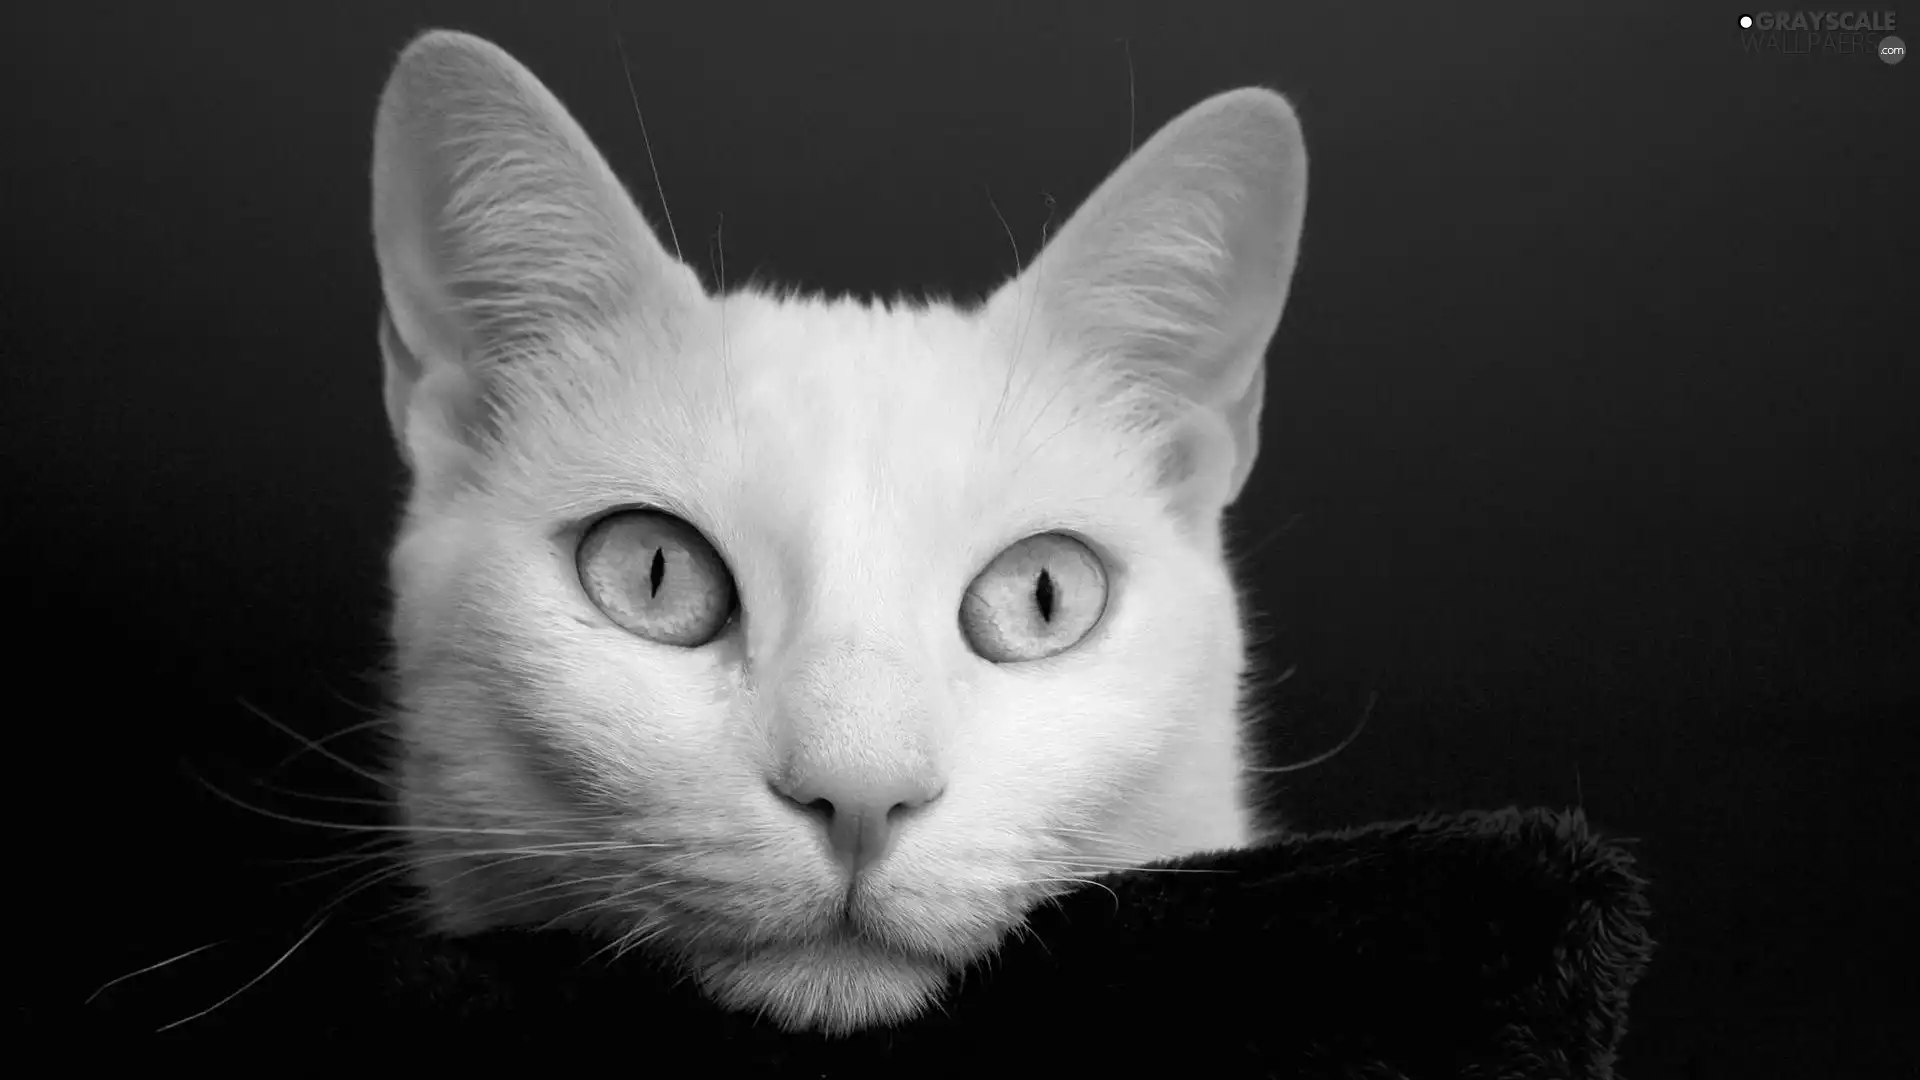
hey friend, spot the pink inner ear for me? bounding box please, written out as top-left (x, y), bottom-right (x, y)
top-left (1154, 426), bottom-right (1203, 491)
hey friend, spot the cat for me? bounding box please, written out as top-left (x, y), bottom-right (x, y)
top-left (370, 29), bottom-right (1307, 1034)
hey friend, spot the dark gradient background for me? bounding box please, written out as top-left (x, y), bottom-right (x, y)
top-left (5, 2), bottom-right (1914, 1074)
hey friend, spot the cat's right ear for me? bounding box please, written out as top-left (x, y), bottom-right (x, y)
top-left (984, 88), bottom-right (1307, 517)
top-left (370, 30), bottom-right (702, 483)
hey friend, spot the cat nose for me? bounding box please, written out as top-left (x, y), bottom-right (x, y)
top-left (770, 768), bottom-right (945, 877)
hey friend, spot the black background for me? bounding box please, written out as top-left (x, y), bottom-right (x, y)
top-left (5, 1), bottom-right (1915, 1074)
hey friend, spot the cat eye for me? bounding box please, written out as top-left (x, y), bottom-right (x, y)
top-left (961, 533), bottom-right (1109, 663)
top-left (576, 511), bottom-right (736, 647)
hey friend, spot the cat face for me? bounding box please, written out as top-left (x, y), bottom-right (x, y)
top-left (371, 32), bottom-right (1306, 1034)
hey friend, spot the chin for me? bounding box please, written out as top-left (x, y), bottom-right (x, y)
top-left (689, 935), bottom-right (962, 1035)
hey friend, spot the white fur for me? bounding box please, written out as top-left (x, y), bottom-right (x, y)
top-left (370, 30), bottom-right (1307, 1034)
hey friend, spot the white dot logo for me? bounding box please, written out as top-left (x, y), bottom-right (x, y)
top-left (1739, 14), bottom-right (1753, 28)
top-left (1881, 35), bottom-right (1907, 64)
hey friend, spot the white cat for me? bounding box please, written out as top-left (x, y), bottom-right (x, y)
top-left (371, 30), bottom-right (1306, 1034)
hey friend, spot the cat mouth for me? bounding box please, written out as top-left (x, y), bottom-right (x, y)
top-left (639, 860), bottom-right (1036, 966)
top-left (819, 892), bottom-right (936, 953)
top-left (722, 890), bottom-right (1005, 967)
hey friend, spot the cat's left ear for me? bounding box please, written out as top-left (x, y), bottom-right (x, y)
top-left (986, 88), bottom-right (1307, 511)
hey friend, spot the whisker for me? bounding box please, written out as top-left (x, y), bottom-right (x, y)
top-left (244, 780), bottom-right (635, 835)
top-left (585, 877), bottom-right (680, 915)
top-left (1248, 689), bottom-right (1377, 774)
top-left (588, 911), bottom-right (677, 966)
top-left (285, 839), bottom-right (645, 886)
top-left (274, 832), bottom-right (406, 862)
top-left (986, 185), bottom-right (1027, 431)
top-left (1041, 861), bottom-right (1235, 876)
top-left (189, 771), bottom-right (619, 839)
top-left (1235, 511), bottom-right (1306, 564)
top-left (306, 861), bottom-right (420, 919)
top-left (608, 7), bottom-right (681, 262)
top-left (1011, 876), bottom-right (1121, 914)
top-left (1041, 826), bottom-right (1130, 840)
top-left (305, 837), bottom-right (667, 921)
top-left (315, 675), bottom-right (392, 720)
top-left (154, 917), bottom-right (330, 1033)
top-left (236, 698), bottom-right (399, 795)
top-left (247, 780), bottom-right (406, 812)
top-left (85, 939), bottom-right (227, 1006)
top-left (277, 842), bottom-right (408, 885)
top-left (460, 872), bottom-right (638, 922)
top-left (264, 715), bottom-right (390, 778)
top-left (616, 919), bottom-right (677, 961)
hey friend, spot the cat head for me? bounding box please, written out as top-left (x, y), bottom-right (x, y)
top-left (370, 30), bottom-right (1306, 1033)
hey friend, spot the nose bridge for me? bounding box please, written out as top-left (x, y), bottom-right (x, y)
top-left (774, 636), bottom-right (944, 786)
top-left (768, 635), bottom-right (949, 876)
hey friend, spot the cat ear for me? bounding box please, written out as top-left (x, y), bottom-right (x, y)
top-left (987, 88), bottom-right (1307, 511)
top-left (370, 30), bottom-right (703, 478)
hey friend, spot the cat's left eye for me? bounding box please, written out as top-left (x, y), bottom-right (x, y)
top-left (576, 511), bottom-right (736, 647)
top-left (961, 533), bottom-right (1109, 664)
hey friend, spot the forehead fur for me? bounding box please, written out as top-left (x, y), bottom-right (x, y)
top-left (467, 288), bottom-right (1182, 544)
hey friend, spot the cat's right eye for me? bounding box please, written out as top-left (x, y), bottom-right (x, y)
top-left (576, 511), bottom-right (736, 647)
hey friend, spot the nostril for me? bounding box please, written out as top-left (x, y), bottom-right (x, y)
top-left (770, 777), bottom-right (945, 829)
top-left (768, 779), bottom-right (835, 818)
top-left (769, 774), bottom-right (948, 876)
top-left (884, 783), bottom-right (944, 824)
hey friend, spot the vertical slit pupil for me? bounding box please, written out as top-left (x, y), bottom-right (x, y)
top-left (1035, 569), bottom-right (1055, 623)
top-left (648, 547), bottom-right (667, 597)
